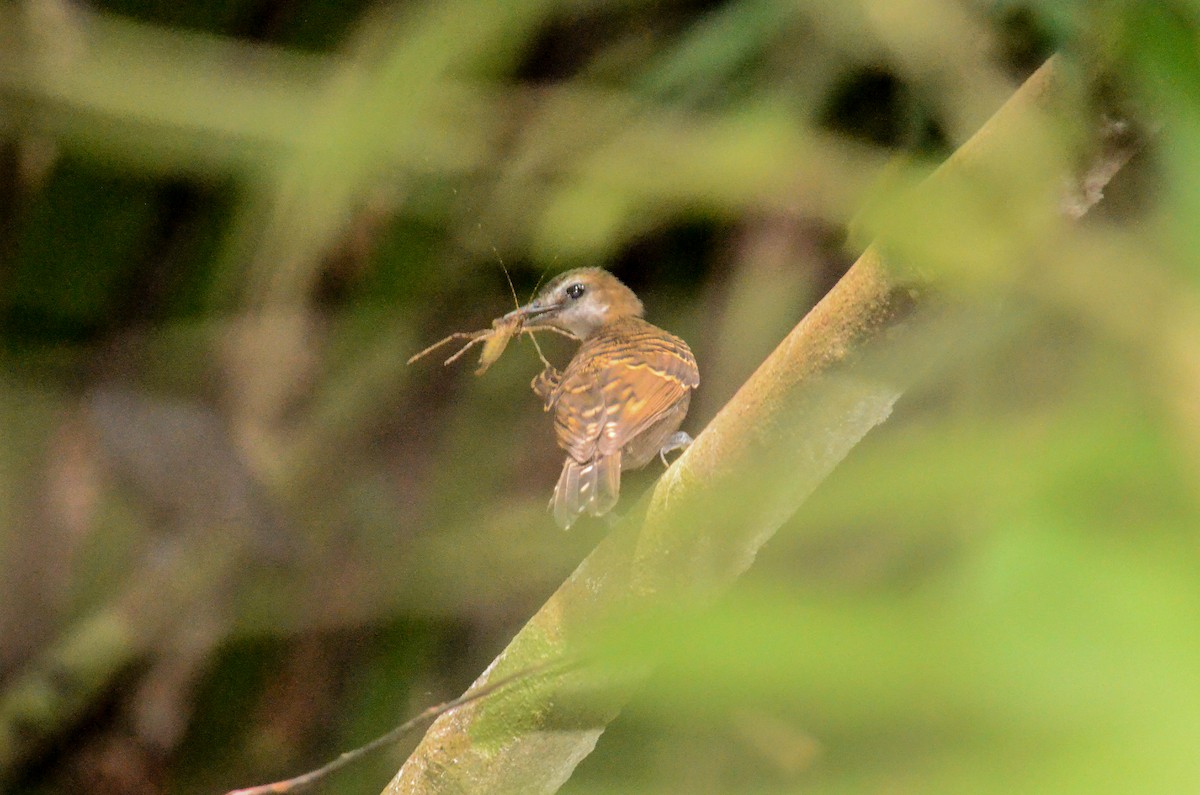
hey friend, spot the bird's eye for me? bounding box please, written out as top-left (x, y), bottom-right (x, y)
top-left (565, 283), bottom-right (586, 300)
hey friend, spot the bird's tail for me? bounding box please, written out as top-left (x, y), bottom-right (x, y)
top-left (552, 452), bottom-right (621, 529)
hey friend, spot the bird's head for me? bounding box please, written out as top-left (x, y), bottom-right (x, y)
top-left (507, 268), bottom-right (643, 339)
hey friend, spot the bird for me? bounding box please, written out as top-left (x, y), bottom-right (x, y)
top-left (506, 267), bottom-right (699, 529)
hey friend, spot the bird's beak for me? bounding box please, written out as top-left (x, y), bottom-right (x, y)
top-left (504, 298), bottom-right (561, 323)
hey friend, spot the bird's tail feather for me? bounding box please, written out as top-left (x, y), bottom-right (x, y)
top-left (553, 452), bottom-right (622, 529)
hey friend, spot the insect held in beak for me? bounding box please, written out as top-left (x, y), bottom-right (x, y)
top-left (407, 305), bottom-right (575, 376)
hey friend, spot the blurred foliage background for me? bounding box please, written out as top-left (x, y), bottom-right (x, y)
top-left (0, 0), bottom-right (1198, 793)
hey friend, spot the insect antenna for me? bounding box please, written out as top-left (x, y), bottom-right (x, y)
top-left (493, 247), bottom-right (552, 369)
top-left (529, 261), bottom-right (552, 301)
top-left (494, 245), bottom-right (520, 312)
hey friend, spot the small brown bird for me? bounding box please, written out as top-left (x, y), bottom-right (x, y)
top-left (506, 268), bottom-right (699, 529)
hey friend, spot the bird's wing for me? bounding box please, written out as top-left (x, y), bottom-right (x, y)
top-left (552, 325), bottom-right (698, 463)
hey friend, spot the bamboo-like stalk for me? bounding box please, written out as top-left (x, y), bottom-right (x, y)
top-left (384, 56), bottom-right (1074, 794)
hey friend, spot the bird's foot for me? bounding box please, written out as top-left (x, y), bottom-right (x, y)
top-left (658, 431), bottom-right (693, 466)
top-left (531, 366), bottom-right (562, 410)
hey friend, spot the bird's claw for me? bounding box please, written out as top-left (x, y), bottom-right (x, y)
top-left (658, 431), bottom-right (693, 466)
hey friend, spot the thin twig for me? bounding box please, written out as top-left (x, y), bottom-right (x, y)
top-left (225, 658), bottom-right (581, 795)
